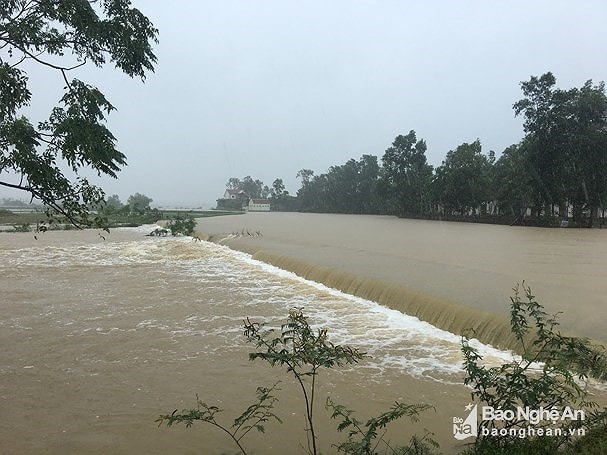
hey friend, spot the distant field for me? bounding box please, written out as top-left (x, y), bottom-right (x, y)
top-left (0, 208), bottom-right (243, 229)
top-left (158, 210), bottom-right (244, 218)
top-left (0, 209), bottom-right (50, 226)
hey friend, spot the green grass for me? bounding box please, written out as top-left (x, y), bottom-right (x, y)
top-left (0, 208), bottom-right (243, 231)
top-left (0, 209), bottom-right (51, 226)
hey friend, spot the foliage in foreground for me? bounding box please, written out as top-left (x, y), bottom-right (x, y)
top-left (326, 398), bottom-right (438, 455)
top-left (159, 309), bottom-right (436, 455)
top-left (159, 287), bottom-right (607, 455)
top-left (0, 1), bottom-right (157, 229)
top-left (461, 284), bottom-right (607, 454)
top-left (244, 309), bottom-right (368, 455)
top-left (157, 382), bottom-right (282, 455)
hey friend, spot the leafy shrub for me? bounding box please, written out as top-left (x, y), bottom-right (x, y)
top-left (461, 284), bottom-right (607, 453)
top-left (244, 309), bottom-right (368, 455)
top-left (157, 383), bottom-right (281, 455)
top-left (167, 215), bottom-right (195, 236)
top-left (326, 398), bottom-right (438, 455)
top-left (159, 309), bottom-right (436, 455)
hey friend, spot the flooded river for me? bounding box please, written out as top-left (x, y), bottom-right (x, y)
top-left (1, 215), bottom-right (605, 453)
top-left (200, 213), bottom-right (607, 346)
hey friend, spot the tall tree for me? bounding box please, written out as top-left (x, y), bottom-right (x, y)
top-left (0, 0), bottom-right (157, 228)
top-left (325, 159), bottom-right (361, 213)
top-left (563, 80), bottom-right (607, 226)
top-left (357, 154), bottom-right (382, 214)
top-left (102, 193), bottom-right (122, 214)
top-left (240, 175), bottom-right (265, 199)
top-left (433, 140), bottom-right (492, 216)
top-left (513, 73), bottom-right (572, 217)
top-left (296, 169), bottom-right (316, 211)
top-left (225, 177), bottom-right (242, 190)
top-left (127, 192), bottom-right (152, 212)
top-left (493, 142), bottom-right (535, 219)
top-left (270, 178), bottom-right (287, 198)
top-left (224, 176), bottom-right (268, 199)
top-left (105, 194), bottom-right (122, 209)
top-left (514, 73), bottom-right (607, 225)
top-left (381, 130), bottom-right (433, 216)
top-left (296, 169), bottom-right (314, 187)
top-left (269, 178), bottom-right (288, 210)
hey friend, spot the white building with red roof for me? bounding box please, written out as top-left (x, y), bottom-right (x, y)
top-left (247, 198), bottom-right (270, 212)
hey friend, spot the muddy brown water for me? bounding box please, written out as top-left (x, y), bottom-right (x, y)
top-left (200, 213), bottom-right (607, 346)
top-left (1, 215), bottom-right (605, 454)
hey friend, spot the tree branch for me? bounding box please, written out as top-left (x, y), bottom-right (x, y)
top-left (0, 179), bottom-right (85, 229)
top-left (4, 38), bottom-right (88, 72)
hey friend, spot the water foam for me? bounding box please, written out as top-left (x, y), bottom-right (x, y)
top-left (165, 238), bottom-right (520, 382)
top-left (3, 230), bottom-right (592, 386)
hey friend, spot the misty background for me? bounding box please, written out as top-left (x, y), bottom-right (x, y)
top-left (4, 0), bottom-right (607, 208)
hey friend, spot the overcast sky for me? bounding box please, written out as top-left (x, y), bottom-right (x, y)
top-left (4, 1), bottom-right (607, 207)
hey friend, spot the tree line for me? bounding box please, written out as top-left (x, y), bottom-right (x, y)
top-left (223, 74), bottom-right (606, 227)
top-left (294, 73), bottom-right (607, 227)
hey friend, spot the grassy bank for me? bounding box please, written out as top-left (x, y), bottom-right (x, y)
top-left (0, 208), bottom-right (243, 231)
top-left (0, 209), bottom-right (49, 227)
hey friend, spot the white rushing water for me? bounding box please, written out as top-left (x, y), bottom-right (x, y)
top-left (1, 225), bottom-right (604, 454)
top-left (2, 226), bottom-right (516, 384)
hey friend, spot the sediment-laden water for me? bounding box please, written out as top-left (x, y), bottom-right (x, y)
top-left (1, 219), bottom-right (605, 454)
top-left (200, 213), bottom-right (607, 348)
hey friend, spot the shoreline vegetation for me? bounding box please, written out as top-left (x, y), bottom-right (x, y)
top-left (0, 206), bottom-right (243, 232)
top-left (218, 73), bottom-right (607, 230)
top-left (1, 204), bottom-right (602, 233)
top-left (159, 291), bottom-right (607, 455)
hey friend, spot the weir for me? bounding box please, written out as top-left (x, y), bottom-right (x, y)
top-left (196, 212), bottom-right (607, 358)
top-left (250, 250), bottom-right (520, 351)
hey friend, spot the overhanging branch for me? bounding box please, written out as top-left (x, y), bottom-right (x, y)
top-left (0, 179), bottom-right (85, 229)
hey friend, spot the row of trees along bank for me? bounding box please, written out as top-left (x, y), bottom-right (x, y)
top-left (292, 73), bottom-right (606, 228)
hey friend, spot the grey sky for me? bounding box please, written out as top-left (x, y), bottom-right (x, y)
top-left (4, 1), bottom-right (607, 207)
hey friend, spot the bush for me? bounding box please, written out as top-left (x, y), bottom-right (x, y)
top-left (158, 287), bottom-right (607, 454)
top-left (157, 382), bottom-right (282, 455)
top-left (461, 283), bottom-right (607, 454)
top-left (159, 309), bottom-right (436, 455)
top-left (166, 215), bottom-right (195, 236)
top-left (326, 398), bottom-right (438, 455)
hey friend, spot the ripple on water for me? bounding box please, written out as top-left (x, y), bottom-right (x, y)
top-left (2, 231), bottom-right (599, 389)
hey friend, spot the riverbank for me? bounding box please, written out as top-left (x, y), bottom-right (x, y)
top-left (0, 208), bottom-right (243, 232)
top-left (195, 212), bottom-right (607, 349)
